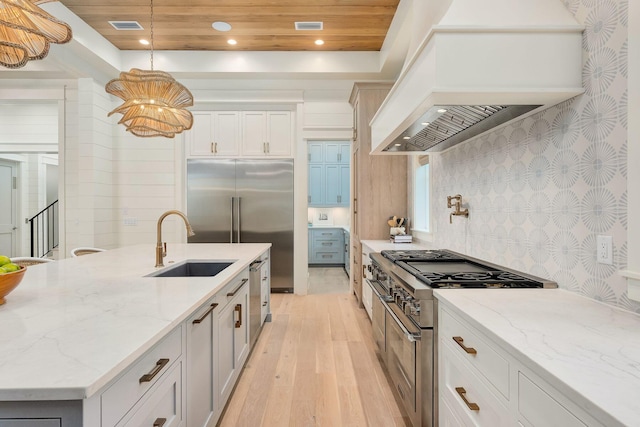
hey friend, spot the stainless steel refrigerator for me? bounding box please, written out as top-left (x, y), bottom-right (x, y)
top-left (186, 159), bottom-right (294, 292)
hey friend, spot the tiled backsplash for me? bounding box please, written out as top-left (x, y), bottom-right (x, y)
top-left (430, 0), bottom-right (637, 312)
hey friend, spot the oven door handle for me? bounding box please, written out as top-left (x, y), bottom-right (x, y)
top-left (382, 297), bottom-right (421, 342)
top-left (366, 279), bottom-right (393, 302)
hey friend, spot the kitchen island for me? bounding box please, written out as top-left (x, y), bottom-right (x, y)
top-left (0, 243), bottom-right (270, 426)
top-left (435, 289), bottom-right (640, 427)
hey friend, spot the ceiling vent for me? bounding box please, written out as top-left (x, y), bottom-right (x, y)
top-left (109, 21), bottom-right (144, 30)
top-left (295, 22), bottom-right (323, 31)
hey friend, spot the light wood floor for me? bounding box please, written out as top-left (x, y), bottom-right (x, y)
top-left (218, 291), bottom-right (410, 427)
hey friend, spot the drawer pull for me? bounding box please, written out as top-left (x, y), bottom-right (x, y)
top-left (235, 304), bottom-right (242, 328)
top-left (455, 387), bottom-right (480, 411)
top-left (153, 418), bottom-right (167, 427)
top-left (227, 278), bottom-right (249, 297)
top-left (192, 303), bottom-right (219, 324)
top-left (453, 336), bottom-right (477, 354)
top-left (322, 242), bottom-right (332, 246)
top-left (263, 301), bottom-right (268, 306)
top-left (139, 358), bottom-right (170, 383)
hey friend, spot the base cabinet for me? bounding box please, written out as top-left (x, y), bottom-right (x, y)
top-left (186, 297), bottom-right (218, 427)
top-left (438, 303), bottom-right (605, 427)
top-left (217, 275), bottom-right (250, 408)
top-left (308, 228), bottom-right (345, 265)
top-left (117, 361), bottom-right (183, 427)
top-left (0, 265), bottom-right (261, 427)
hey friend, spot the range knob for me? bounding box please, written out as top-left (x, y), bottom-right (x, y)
top-left (405, 301), bottom-right (421, 316)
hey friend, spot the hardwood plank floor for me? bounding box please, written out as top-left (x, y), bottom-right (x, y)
top-left (218, 288), bottom-right (410, 426)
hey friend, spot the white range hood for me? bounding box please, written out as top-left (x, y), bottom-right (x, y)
top-left (370, 0), bottom-right (584, 154)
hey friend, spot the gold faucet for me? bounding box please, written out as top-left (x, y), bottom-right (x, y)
top-left (155, 210), bottom-right (196, 267)
top-left (447, 194), bottom-right (469, 224)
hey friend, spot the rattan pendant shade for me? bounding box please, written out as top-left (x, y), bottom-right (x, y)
top-left (105, 0), bottom-right (193, 138)
top-left (105, 69), bottom-right (194, 138)
top-left (0, 0), bottom-right (72, 69)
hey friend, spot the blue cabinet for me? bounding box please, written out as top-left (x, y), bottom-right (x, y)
top-left (308, 228), bottom-right (345, 265)
top-left (308, 142), bottom-right (350, 207)
top-left (308, 143), bottom-right (324, 163)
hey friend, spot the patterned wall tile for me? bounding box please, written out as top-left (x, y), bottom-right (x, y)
top-left (430, 0), bottom-right (638, 312)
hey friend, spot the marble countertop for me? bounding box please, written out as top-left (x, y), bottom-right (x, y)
top-left (360, 239), bottom-right (433, 253)
top-left (308, 224), bottom-right (350, 232)
top-left (434, 289), bottom-right (640, 427)
top-left (0, 243), bottom-right (270, 401)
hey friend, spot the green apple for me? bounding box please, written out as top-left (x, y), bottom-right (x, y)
top-left (0, 255), bottom-right (10, 266)
top-left (2, 263), bottom-right (19, 273)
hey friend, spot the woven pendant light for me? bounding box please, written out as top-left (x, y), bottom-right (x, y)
top-left (105, 0), bottom-right (193, 138)
top-left (0, 0), bottom-right (72, 69)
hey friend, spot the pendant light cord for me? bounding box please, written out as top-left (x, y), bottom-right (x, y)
top-left (150, 0), bottom-right (154, 70)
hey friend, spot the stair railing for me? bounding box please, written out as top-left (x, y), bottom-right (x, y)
top-left (29, 200), bottom-right (59, 258)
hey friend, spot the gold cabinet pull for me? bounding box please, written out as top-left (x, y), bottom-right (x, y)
top-left (453, 336), bottom-right (477, 354)
top-left (139, 358), bottom-right (169, 383)
top-left (192, 303), bottom-right (218, 324)
top-left (227, 278), bottom-right (249, 297)
top-left (235, 303), bottom-right (242, 328)
top-left (153, 418), bottom-right (166, 427)
top-left (455, 387), bottom-right (480, 411)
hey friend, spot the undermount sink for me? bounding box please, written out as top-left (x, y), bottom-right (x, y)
top-left (147, 260), bottom-right (234, 278)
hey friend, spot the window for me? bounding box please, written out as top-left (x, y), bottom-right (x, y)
top-left (413, 156), bottom-right (429, 232)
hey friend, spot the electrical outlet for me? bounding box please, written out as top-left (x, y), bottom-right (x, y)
top-left (597, 235), bottom-right (612, 265)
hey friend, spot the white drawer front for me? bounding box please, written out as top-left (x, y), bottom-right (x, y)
top-left (118, 361), bottom-right (183, 427)
top-left (440, 307), bottom-right (510, 399)
top-left (440, 339), bottom-right (511, 427)
top-left (518, 372), bottom-right (587, 427)
top-left (102, 326), bottom-right (182, 427)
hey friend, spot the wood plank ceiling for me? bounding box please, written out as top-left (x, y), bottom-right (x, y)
top-left (57, 0), bottom-right (400, 51)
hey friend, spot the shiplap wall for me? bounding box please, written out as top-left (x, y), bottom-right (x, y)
top-left (64, 79), bottom-right (116, 253)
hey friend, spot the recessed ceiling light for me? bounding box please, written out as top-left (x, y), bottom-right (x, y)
top-left (139, 39), bottom-right (149, 45)
top-left (437, 108), bottom-right (448, 113)
top-left (227, 39), bottom-right (237, 45)
top-left (212, 21), bottom-right (232, 32)
top-left (315, 39), bottom-right (324, 46)
top-left (402, 136), bottom-right (410, 140)
top-left (394, 143), bottom-right (402, 146)
top-left (421, 122), bottom-right (430, 126)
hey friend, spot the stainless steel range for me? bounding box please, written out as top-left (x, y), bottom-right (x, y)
top-left (365, 249), bottom-right (557, 427)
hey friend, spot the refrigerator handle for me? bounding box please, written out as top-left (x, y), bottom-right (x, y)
top-left (237, 197), bottom-right (241, 243)
top-left (230, 197), bottom-right (235, 243)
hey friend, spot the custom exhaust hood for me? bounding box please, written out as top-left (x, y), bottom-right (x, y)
top-left (370, 0), bottom-right (584, 154)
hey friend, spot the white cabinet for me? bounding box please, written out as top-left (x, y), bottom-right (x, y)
top-left (116, 361), bottom-right (183, 427)
top-left (241, 111), bottom-right (292, 157)
top-left (188, 111), bottom-right (240, 157)
top-left (217, 273), bottom-right (250, 408)
top-left (101, 327), bottom-right (183, 427)
top-left (259, 259), bottom-right (270, 326)
top-left (186, 297), bottom-right (218, 427)
top-left (361, 243), bottom-right (373, 320)
top-left (438, 304), bottom-right (604, 427)
top-left (188, 110), bottom-right (293, 158)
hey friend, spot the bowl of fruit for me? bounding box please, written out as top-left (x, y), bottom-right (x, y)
top-left (0, 256), bottom-right (26, 305)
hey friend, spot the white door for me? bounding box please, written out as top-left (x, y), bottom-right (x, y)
top-left (0, 160), bottom-right (17, 256)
